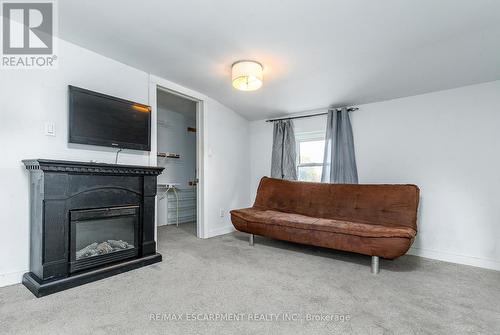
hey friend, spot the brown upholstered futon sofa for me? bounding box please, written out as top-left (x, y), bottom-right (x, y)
top-left (230, 177), bottom-right (419, 273)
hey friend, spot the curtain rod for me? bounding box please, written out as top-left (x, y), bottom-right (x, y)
top-left (265, 106), bottom-right (359, 123)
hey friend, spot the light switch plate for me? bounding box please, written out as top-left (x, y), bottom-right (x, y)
top-left (44, 121), bottom-right (56, 136)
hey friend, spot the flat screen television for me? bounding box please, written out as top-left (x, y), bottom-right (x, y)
top-left (69, 85), bottom-right (151, 151)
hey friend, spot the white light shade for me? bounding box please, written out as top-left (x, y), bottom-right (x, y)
top-left (232, 61), bottom-right (263, 91)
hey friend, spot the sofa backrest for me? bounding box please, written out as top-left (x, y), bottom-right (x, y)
top-left (253, 177), bottom-right (419, 230)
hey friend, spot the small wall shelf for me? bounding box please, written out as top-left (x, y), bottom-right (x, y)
top-left (157, 152), bottom-right (180, 159)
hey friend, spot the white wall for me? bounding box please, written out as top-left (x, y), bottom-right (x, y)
top-left (0, 39), bottom-right (250, 287)
top-left (203, 99), bottom-right (251, 237)
top-left (249, 80), bottom-right (500, 271)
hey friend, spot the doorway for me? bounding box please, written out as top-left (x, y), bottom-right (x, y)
top-left (155, 87), bottom-right (200, 237)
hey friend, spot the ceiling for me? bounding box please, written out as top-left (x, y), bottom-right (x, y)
top-left (59, 0), bottom-right (500, 120)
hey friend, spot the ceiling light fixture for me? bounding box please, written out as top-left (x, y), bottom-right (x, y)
top-left (231, 60), bottom-right (263, 91)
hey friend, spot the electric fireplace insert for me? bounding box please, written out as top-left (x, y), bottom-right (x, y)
top-left (70, 206), bottom-right (140, 273)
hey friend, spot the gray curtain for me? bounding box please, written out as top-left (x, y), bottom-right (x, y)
top-left (271, 120), bottom-right (297, 180)
top-left (321, 108), bottom-right (358, 183)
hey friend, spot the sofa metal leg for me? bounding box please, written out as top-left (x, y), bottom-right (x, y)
top-left (371, 256), bottom-right (379, 274)
top-left (249, 234), bottom-right (254, 246)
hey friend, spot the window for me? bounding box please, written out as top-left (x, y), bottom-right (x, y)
top-left (297, 136), bottom-right (325, 182)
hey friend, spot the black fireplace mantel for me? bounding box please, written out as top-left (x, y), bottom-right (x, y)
top-left (23, 158), bottom-right (165, 174)
top-left (22, 159), bottom-right (164, 297)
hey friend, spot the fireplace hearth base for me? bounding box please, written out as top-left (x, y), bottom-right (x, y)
top-left (23, 253), bottom-right (161, 297)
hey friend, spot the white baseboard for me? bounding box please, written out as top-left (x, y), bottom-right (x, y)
top-left (0, 270), bottom-right (25, 288)
top-left (408, 247), bottom-right (500, 271)
top-left (206, 225), bottom-right (235, 238)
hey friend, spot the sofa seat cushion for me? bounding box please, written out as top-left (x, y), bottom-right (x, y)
top-left (231, 207), bottom-right (416, 239)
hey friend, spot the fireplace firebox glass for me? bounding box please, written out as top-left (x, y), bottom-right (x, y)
top-left (70, 206), bottom-right (139, 271)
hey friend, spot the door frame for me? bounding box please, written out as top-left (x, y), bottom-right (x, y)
top-left (149, 75), bottom-right (207, 239)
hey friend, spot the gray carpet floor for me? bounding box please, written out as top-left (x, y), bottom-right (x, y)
top-left (1, 224), bottom-right (499, 335)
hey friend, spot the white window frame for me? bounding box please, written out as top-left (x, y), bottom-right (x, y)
top-left (296, 131), bottom-right (325, 182)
